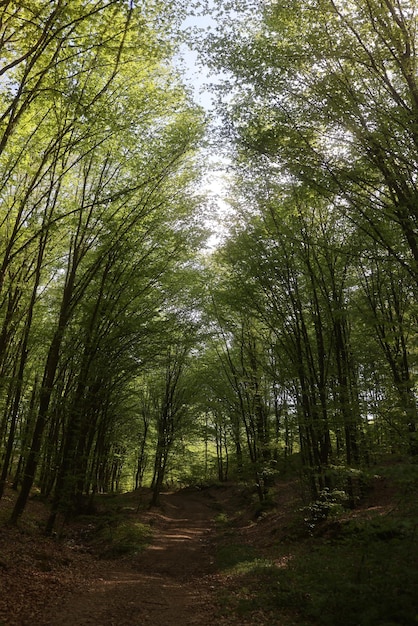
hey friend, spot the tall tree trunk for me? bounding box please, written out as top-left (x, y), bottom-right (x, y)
top-left (10, 273), bottom-right (74, 523)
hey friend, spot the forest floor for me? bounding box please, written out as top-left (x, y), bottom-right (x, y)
top-left (0, 459), bottom-right (417, 625)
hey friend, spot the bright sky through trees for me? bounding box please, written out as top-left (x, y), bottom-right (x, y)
top-left (1, 1), bottom-right (417, 559)
top-left (177, 3), bottom-right (232, 249)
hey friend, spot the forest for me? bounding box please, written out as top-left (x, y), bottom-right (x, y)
top-left (0, 1), bottom-right (417, 624)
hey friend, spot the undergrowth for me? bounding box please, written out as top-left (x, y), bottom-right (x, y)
top-left (91, 516), bottom-right (153, 558)
top-left (215, 480), bottom-right (418, 626)
top-left (286, 517), bottom-right (418, 625)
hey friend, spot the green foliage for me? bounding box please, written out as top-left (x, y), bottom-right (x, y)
top-left (0, 0), bottom-right (207, 525)
top-left (217, 512), bottom-right (418, 625)
top-left (229, 557), bottom-right (276, 577)
top-left (216, 543), bottom-right (258, 570)
top-left (213, 512), bottom-right (230, 527)
top-left (378, 460), bottom-right (418, 496)
top-left (342, 516), bottom-right (417, 543)
top-left (216, 543), bottom-right (304, 619)
top-left (95, 519), bottom-right (152, 558)
top-left (197, 0), bottom-right (418, 497)
top-left (282, 519), bottom-right (418, 626)
top-left (253, 491), bottom-right (277, 515)
top-left (302, 488), bottom-right (349, 533)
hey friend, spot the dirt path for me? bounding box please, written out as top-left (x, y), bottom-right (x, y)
top-left (41, 489), bottom-right (223, 626)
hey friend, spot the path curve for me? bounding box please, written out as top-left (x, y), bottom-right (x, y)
top-left (42, 489), bottom-right (222, 626)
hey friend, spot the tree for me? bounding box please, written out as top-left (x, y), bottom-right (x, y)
top-left (198, 0), bottom-right (418, 497)
top-left (357, 244), bottom-right (418, 453)
top-left (203, 174), bottom-right (390, 497)
top-left (206, 0), bottom-right (418, 280)
top-left (149, 315), bottom-right (202, 507)
top-left (0, 1), bottom-right (206, 523)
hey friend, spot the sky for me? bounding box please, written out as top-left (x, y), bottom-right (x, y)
top-left (177, 7), bottom-right (232, 249)
top-left (178, 7), bottom-right (218, 111)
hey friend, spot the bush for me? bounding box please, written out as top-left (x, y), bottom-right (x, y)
top-left (302, 488), bottom-right (348, 533)
top-left (96, 520), bottom-right (152, 558)
top-left (272, 516), bottom-right (418, 625)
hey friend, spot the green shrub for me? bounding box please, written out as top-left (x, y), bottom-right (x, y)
top-left (217, 514), bottom-right (418, 625)
top-left (97, 520), bottom-right (152, 558)
top-left (216, 543), bottom-right (258, 570)
top-left (272, 516), bottom-right (418, 625)
top-left (302, 488), bottom-right (348, 533)
top-left (214, 512), bottom-right (230, 527)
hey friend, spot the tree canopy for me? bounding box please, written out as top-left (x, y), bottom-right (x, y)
top-left (0, 0), bottom-right (417, 530)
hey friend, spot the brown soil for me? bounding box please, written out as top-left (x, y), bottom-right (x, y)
top-left (44, 488), bottom-right (230, 626)
top-left (0, 485), bottom-right (253, 626)
top-left (0, 472), bottom-right (402, 626)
